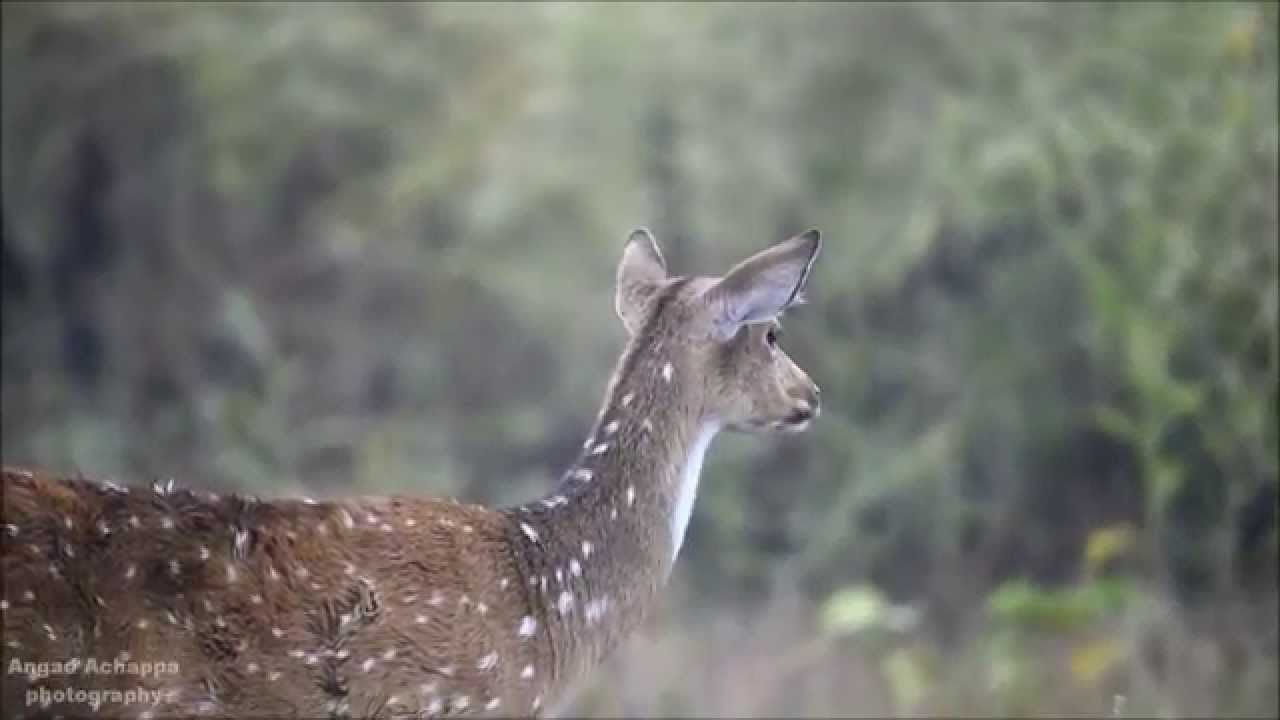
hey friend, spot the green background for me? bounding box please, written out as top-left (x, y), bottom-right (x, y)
top-left (3, 2), bottom-right (1276, 716)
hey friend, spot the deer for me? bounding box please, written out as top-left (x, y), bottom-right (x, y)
top-left (1, 227), bottom-right (823, 719)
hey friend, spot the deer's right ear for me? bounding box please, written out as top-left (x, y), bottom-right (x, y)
top-left (615, 228), bottom-right (668, 334)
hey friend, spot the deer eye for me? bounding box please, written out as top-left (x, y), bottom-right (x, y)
top-left (765, 326), bottom-right (781, 348)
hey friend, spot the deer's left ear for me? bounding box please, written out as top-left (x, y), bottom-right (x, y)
top-left (701, 229), bottom-right (821, 341)
top-left (615, 228), bottom-right (668, 335)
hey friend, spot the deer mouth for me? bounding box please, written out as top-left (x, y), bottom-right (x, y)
top-left (779, 415), bottom-right (813, 433)
top-left (731, 406), bottom-right (818, 434)
top-left (785, 406), bottom-right (814, 424)
top-left (780, 401), bottom-right (819, 430)
top-left (756, 407), bottom-right (817, 434)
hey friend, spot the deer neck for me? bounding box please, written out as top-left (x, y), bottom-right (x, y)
top-left (502, 327), bottom-right (720, 685)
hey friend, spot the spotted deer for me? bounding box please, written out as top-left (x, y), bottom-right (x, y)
top-left (1, 228), bottom-right (822, 719)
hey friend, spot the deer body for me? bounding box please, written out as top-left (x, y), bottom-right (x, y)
top-left (2, 229), bottom-right (822, 718)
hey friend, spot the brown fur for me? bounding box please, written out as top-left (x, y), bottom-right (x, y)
top-left (2, 466), bottom-right (537, 718)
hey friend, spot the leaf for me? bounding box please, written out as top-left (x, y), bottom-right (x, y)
top-left (883, 646), bottom-right (929, 711)
top-left (988, 578), bottom-right (1134, 631)
top-left (1070, 636), bottom-right (1123, 688)
top-left (1083, 524), bottom-right (1137, 576)
top-left (820, 585), bottom-right (889, 637)
top-left (1093, 405), bottom-right (1138, 443)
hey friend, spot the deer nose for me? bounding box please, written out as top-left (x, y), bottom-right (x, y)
top-left (789, 384), bottom-right (821, 420)
top-left (805, 384), bottom-right (821, 418)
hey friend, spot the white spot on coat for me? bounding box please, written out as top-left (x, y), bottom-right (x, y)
top-left (604, 420), bottom-right (620, 436)
top-left (662, 362), bottom-right (674, 382)
top-left (520, 522), bottom-right (540, 543)
top-left (557, 591), bottom-right (574, 615)
top-left (585, 596), bottom-right (611, 624)
top-left (581, 540), bottom-right (594, 558)
top-left (518, 616), bottom-right (537, 637)
top-left (521, 664), bottom-right (535, 679)
top-left (591, 443), bottom-right (609, 455)
top-left (477, 651), bottom-right (498, 671)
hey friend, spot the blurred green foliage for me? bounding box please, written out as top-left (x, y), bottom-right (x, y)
top-left (2, 2), bottom-right (1276, 716)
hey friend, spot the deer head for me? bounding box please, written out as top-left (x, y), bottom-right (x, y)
top-left (614, 227), bottom-right (822, 435)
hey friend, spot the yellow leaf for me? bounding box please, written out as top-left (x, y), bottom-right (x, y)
top-left (1084, 525), bottom-right (1136, 576)
top-left (1224, 15), bottom-right (1257, 63)
top-left (1070, 637), bottom-right (1121, 688)
top-left (883, 647), bottom-right (929, 712)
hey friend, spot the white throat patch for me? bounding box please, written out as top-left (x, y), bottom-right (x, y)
top-left (669, 422), bottom-right (720, 566)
